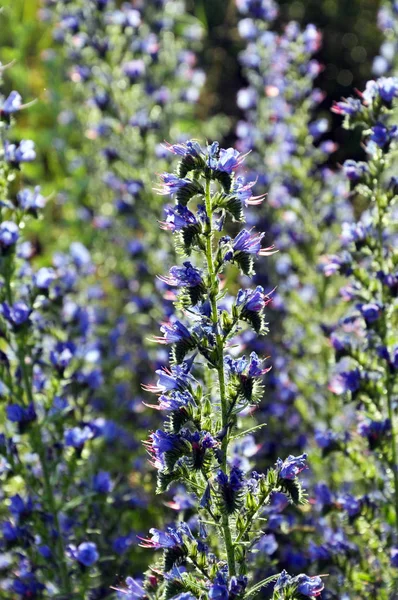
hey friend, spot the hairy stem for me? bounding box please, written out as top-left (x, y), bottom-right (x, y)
top-left (374, 156), bottom-right (398, 535)
top-left (204, 176), bottom-right (236, 576)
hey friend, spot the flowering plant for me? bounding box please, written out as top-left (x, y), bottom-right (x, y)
top-left (120, 141), bottom-right (325, 600)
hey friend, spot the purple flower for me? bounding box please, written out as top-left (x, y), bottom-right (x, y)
top-left (343, 159), bottom-right (369, 181)
top-left (50, 341), bottom-right (75, 370)
top-left (17, 187), bottom-right (46, 211)
top-left (157, 173), bottom-right (192, 195)
top-left (93, 471), bottom-right (113, 494)
top-left (70, 242), bottom-right (91, 268)
top-left (161, 262), bottom-right (203, 287)
top-left (216, 147), bottom-right (248, 173)
top-left (64, 426), bottom-right (93, 449)
top-left (76, 542), bottom-right (99, 567)
top-left (236, 0), bottom-right (278, 21)
top-left (160, 204), bottom-right (198, 232)
top-left (314, 482), bottom-right (333, 507)
top-left (0, 221), bottom-right (19, 247)
top-left (329, 368), bottom-right (361, 395)
top-left (209, 582), bottom-right (228, 600)
top-left (1, 91), bottom-right (22, 114)
top-left (370, 123), bottom-right (390, 147)
top-left (358, 418), bottom-right (391, 443)
top-left (236, 286), bottom-right (271, 312)
top-left (332, 98), bottom-right (362, 116)
top-left (391, 547), bottom-right (398, 568)
top-left (232, 229), bottom-right (275, 256)
top-left (377, 77), bottom-right (398, 103)
top-left (124, 577), bottom-right (146, 598)
top-left (154, 390), bottom-right (193, 411)
top-left (6, 403), bottom-right (36, 425)
top-left (145, 429), bottom-right (187, 470)
top-left (123, 59), bottom-right (146, 81)
top-left (359, 302), bottom-right (381, 323)
top-left (277, 453), bottom-right (308, 479)
top-left (34, 267), bottom-right (56, 289)
top-left (337, 494), bottom-right (361, 517)
top-left (295, 574), bottom-right (324, 597)
top-left (143, 361), bottom-right (195, 395)
top-left (232, 176), bottom-right (265, 206)
top-left (275, 571), bottom-right (324, 598)
top-left (237, 87), bottom-right (257, 110)
top-left (4, 139), bottom-right (36, 165)
top-left (139, 527), bottom-right (183, 549)
top-left (154, 320), bottom-right (191, 344)
top-left (1, 302), bottom-right (30, 326)
top-left (163, 140), bottom-right (203, 157)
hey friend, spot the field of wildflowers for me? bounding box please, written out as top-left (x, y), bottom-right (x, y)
top-left (0, 0), bottom-right (397, 599)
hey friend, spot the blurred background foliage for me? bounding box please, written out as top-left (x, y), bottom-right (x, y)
top-left (0, 0), bottom-right (384, 173)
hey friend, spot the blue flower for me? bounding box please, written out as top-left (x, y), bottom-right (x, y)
top-left (155, 320), bottom-right (192, 345)
top-left (214, 147), bottom-right (248, 173)
top-left (277, 453), bottom-right (308, 479)
top-left (275, 571), bottom-right (324, 598)
top-left (34, 267), bottom-right (56, 290)
top-left (64, 426), bottom-right (93, 449)
top-left (9, 494), bottom-right (33, 520)
top-left (164, 140), bottom-right (203, 157)
top-left (123, 59), bottom-right (146, 81)
top-left (163, 262), bottom-right (203, 287)
top-left (370, 123), bottom-right (393, 147)
top-left (93, 471), bottom-right (113, 493)
top-left (236, 0), bottom-right (278, 21)
top-left (343, 159), bottom-right (369, 181)
top-left (4, 139), bottom-right (36, 165)
top-left (236, 286), bottom-right (270, 312)
top-left (1, 302), bottom-right (30, 326)
top-left (124, 577), bottom-right (146, 598)
top-left (1, 91), bottom-right (22, 114)
top-left (76, 542), bottom-right (99, 567)
top-left (232, 176), bottom-right (265, 206)
top-left (139, 527), bottom-right (183, 549)
top-left (329, 368), bottom-right (361, 395)
top-left (377, 76), bottom-right (398, 103)
top-left (295, 574), bottom-right (324, 597)
top-left (17, 186), bottom-right (46, 212)
top-left (158, 173), bottom-right (193, 195)
top-left (50, 341), bottom-right (76, 370)
top-left (391, 547), bottom-right (398, 568)
top-left (209, 582), bottom-right (228, 600)
top-left (232, 229), bottom-right (275, 256)
top-left (0, 221), bottom-right (19, 247)
top-left (145, 429), bottom-right (187, 470)
top-left (6, 403), bottom-right (36, 425)
top-left (161, 204), bottom-right (198, 232)
top-left (331, 98), bottom-right (362, 116)
top-left (359, 302), bottom-right (381, 323)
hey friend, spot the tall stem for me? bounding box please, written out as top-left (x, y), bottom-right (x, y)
top-left (18, 347), bottom-right (73, 598)
top-left (374, 159), bottom-right (398, 535)
top-left (204, 177), bottom-right (236, 576)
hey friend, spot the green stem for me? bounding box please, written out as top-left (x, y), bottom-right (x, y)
top-left (374, 158), bottom-right (398, 535)
top-left (18, 344), bottom-right (73, 598)
top-left (204, 177), bottom-right (236, 576)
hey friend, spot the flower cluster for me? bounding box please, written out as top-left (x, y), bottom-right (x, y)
top-left (120, 141), bottom-right (324, 599)
top-left (323, 78), bottom-right (398, 592)
top-left (0, 75), bottom-right (158, 598)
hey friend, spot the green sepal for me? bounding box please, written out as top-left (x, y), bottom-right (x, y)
top-left (212, 169), bottom-right (232, 193)
top-left (176, 179), bottom-right (204, 206)
top-left (163, 544), bottom-right (188, 573)
top-left (279, 477), bottom-right (307, 506)
top-left (178, 154), bottom-right (206, 178)
top-left (233, 251), bottom-right (255, 276)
